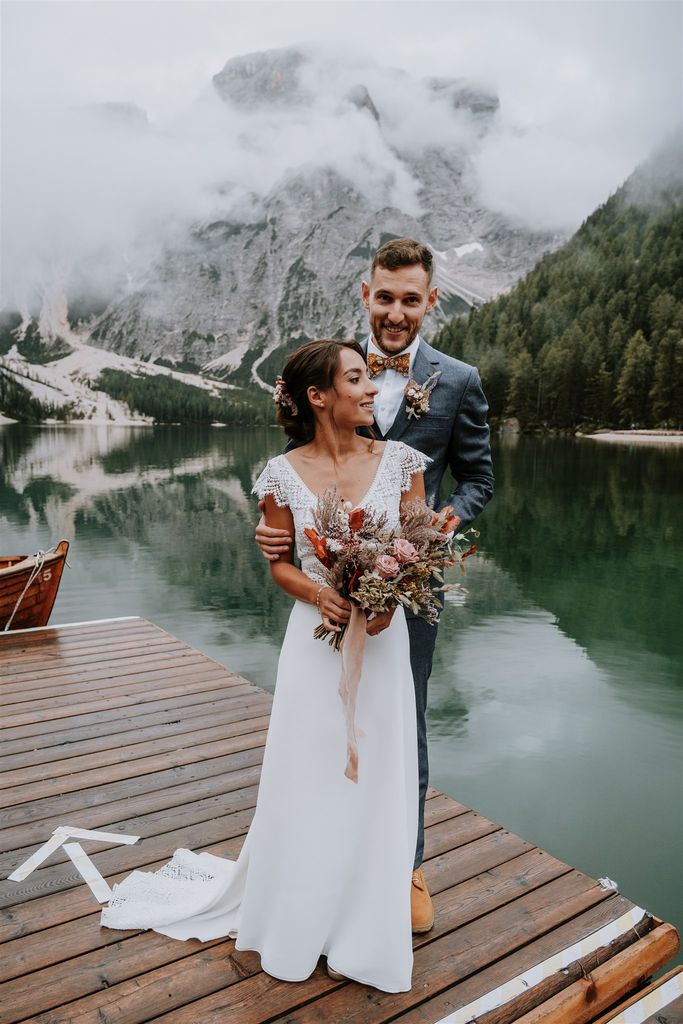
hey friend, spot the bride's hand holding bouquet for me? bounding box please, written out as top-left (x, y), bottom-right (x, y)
top-left (305, 492), bottom-right (477, 651)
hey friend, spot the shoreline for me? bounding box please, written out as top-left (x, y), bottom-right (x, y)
top-left (2, 418), bottom-right (682, 444)
top-left (578, 430), bottom-right (683, 446)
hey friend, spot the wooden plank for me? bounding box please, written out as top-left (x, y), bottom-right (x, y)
top-left (511, 924), bottom-right (680, 1024)
top-left (1, 932), bottom-right (237, 1024)
top-left (0, 761), bottom-right (263, 860)
top-left (0, 617), bottom-right (144, 648)
top-left (0, 728), bottom-right (269, 808)
top-left (0, 710), bottom-right (272, 788)
top-left (1, 663), bottom-right (235, 716)
top-left (1, 633), bottom-right (200, 676)
top-left (0, 781), bottom-right (260, 878)
top-left (0, 640), bottom-right (196, 696)
top-left (0, 625), bottom-right (181, 668)
top-left (0, 621), bottom-right (174, 658)
top-left (0, 618), bottom-right (166, 655)
top-left (0, 745), bottom-right (266, 836)
top-left (0, 674), bottom-right (244, 729)
top-left (10, 937), bottom-right (265, 1024)
top-left (0, 670), bottom-right (241, 725)
top-left (422, 811), bottom-right (501, 859)
top-left (463, 914), bottom-right (660, 1024)
top-left (1, 650), bottom-right (232, 699)
top-left (0, 685), bottom-right (268, 757)
top-left (592, 965), bottom-right (683, 1023)
top-left (390, 896), bottom-right (642, 1023)
top-left (1, 681), bottom-right (262, 744)
top-left (0, 627), bottom-right (186, 671)
top-left (0, 707), bottom-right (272, 786)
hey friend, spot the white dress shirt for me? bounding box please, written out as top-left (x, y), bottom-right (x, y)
top-left (367, 334), bottom-right (421, 436)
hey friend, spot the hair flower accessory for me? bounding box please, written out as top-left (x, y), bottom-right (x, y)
top-left (274, 376), bottom-right (298, 416)
top-left (404, 371), bottom-right (441, 420)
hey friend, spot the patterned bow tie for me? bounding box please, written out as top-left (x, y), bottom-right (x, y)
top-left (367, 352), bottom-right (411, 378)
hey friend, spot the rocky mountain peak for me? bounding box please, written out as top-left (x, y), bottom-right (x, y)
top-left (212, 47), bottom-right (308, 108)
top-left (345, 84), bottom-right (380, 124)
top-left (4, 45), bottom-right (562, 391)
top-left (427, 77), bottom-right (499, 119)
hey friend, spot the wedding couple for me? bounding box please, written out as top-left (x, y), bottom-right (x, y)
top-left (101, 238), bottom-right (494, 993)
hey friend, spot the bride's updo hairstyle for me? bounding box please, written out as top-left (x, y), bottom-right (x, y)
top-left (276, 339), bottom-right (365, 443)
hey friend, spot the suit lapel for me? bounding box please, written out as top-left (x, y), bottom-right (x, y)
top-left (385, 343), bottom-right (439, 441)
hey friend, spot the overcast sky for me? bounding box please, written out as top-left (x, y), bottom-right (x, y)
top-left (1, 0), bottom-right (681, 307)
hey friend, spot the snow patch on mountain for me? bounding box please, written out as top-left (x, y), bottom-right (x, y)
top-left (0, 337), bottom-right (238, 424)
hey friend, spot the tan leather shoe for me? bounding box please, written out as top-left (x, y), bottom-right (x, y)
top-left (326, 964), bottom-right (346, 981)
top-left (411, 867), bottom-right (434, 933)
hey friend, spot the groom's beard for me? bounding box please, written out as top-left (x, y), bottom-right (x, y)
top-left (370, 317), bottom-right (420, 355)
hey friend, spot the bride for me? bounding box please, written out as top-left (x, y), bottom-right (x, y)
top-left (101, 339), bottom-right (429, 993)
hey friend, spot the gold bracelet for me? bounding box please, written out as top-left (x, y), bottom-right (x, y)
top-left (315, 585), bottom-right (326, 613)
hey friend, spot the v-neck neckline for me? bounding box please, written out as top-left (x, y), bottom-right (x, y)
top-left (282, 442), bottom-right (392, 509)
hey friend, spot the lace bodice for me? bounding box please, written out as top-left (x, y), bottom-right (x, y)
top-left (253, 440), bottom-right (430, 586)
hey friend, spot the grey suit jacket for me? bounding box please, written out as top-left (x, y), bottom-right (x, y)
top-left (361, 338), bottom-right (494, 528)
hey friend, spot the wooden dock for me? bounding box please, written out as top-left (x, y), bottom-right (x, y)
top-left (0, 617), bottom-right (678, 1024)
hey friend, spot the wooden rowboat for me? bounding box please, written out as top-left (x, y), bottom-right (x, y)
top-left (0, 540), bottom-right (69, 632)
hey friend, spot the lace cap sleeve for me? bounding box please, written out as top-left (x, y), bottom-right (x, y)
top-left (252, 456), bottom-right (290, 508)
top-left (396, 442), bottom-right (431, 492)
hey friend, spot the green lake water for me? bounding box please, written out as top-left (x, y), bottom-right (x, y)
top-left (1, 424), bottom-right (681, 955)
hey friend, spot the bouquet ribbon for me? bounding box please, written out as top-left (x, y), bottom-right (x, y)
top-left (338, 604), bottom-right (368, 783)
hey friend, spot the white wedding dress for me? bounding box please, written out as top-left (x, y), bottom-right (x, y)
top-left (101, 440), bottom-right (426, 993)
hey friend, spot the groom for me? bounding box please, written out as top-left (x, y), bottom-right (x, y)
top-left (256, 237), bottom-right (494, 933)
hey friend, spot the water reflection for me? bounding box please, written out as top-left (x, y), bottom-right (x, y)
top-left (0, 424), bottom-right (291, 685)
top-left (482, 437), bottom-right (683, 661)
top-left (2, 426), bottom-right (681, 697)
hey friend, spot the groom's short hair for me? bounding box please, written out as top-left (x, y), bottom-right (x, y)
top-left (371, 238), bottom-right (434, 285)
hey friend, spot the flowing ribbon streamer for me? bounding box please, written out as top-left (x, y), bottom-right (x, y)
top-left (338, 604), bottom-right (368, 783)
top-left (8, 825), bottom-right (140, 882)
top-left (63, 842), bottom-right (113, 903)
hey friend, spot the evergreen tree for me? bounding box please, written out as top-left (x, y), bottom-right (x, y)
top-left (431, 142), bottom-right (682, 431)
top-left (650, 330), bottom-right (683, 426)
top-left (505, 349), bottom-right (537, 423)
top-left (614, 331), bottom-right (653, 426)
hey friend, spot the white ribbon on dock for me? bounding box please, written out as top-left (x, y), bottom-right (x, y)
top-left (7, 825), bottom-right (140, 883)
top-left (434, 905), bottom-right (648, 1024)
top-left (6, 830), bottom-right (70, 881)
top-left (63, 842), bottom-right (113, 903)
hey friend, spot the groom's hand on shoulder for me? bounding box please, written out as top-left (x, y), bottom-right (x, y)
top-left (255, 499), bottom-right (293, 562)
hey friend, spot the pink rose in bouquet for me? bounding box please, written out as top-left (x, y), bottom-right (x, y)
top-left (375, 554), bottom-right (400, 579)
top-left (393, 538), bottom-right (419, 564)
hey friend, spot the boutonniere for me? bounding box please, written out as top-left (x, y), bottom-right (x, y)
top-left (404, 371), bottom-right (441, 420)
